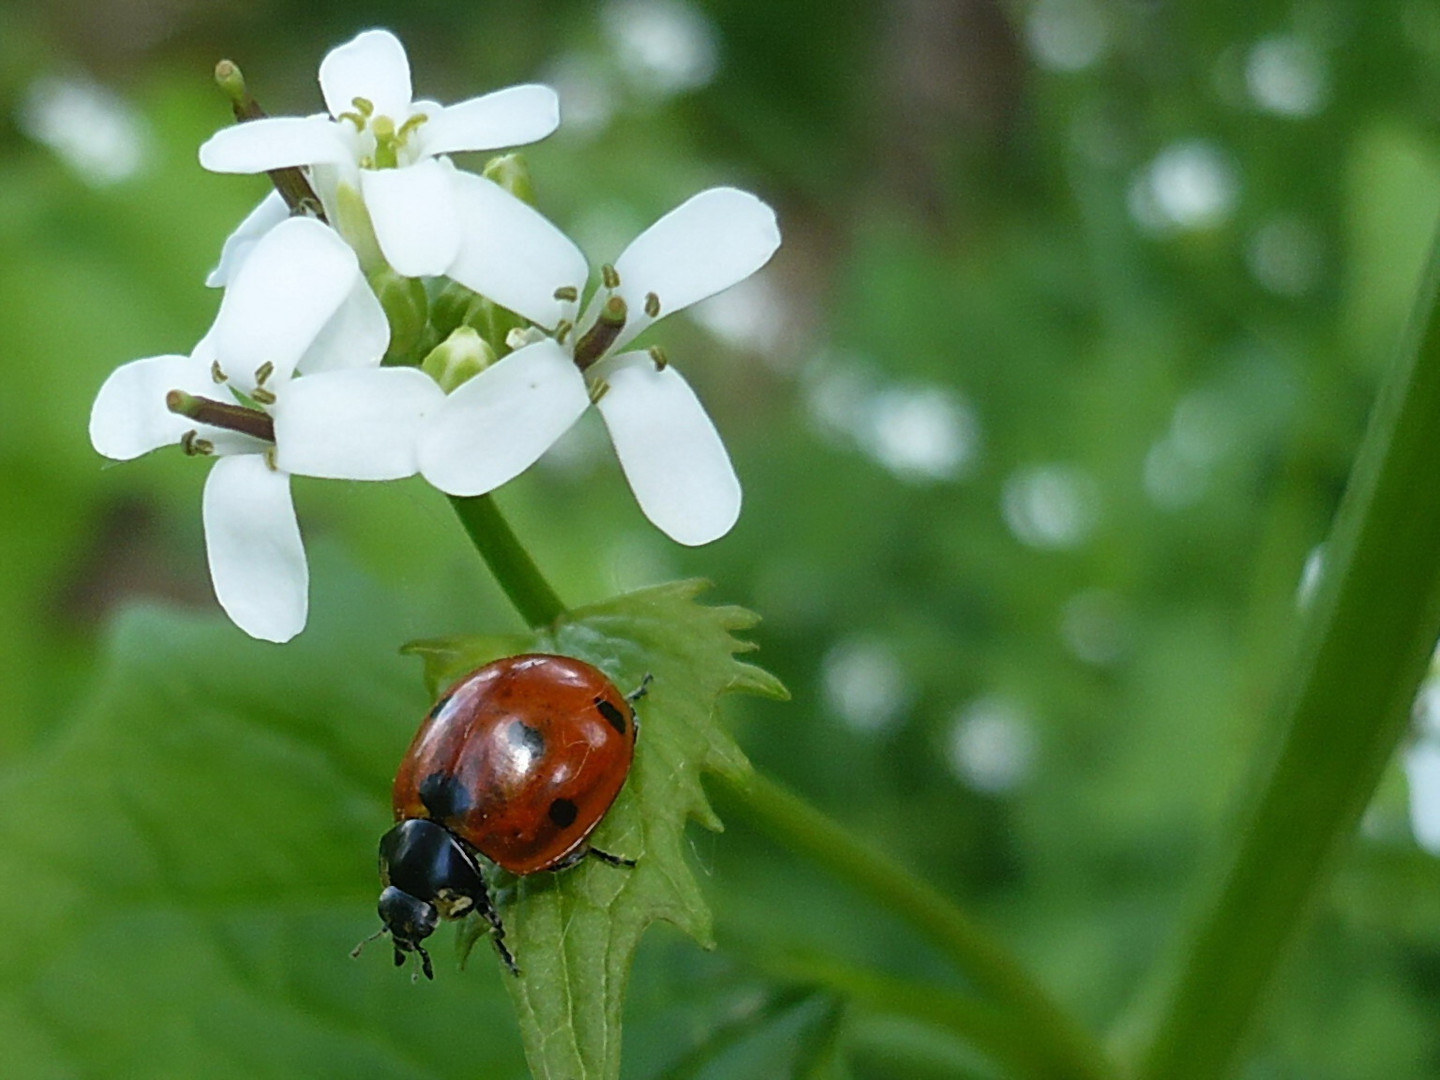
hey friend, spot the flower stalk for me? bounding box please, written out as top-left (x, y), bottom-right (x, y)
top-left (1131, 202), bottom-right (1440, 1079)
top-left (447, 493), bottom-right (567, 629)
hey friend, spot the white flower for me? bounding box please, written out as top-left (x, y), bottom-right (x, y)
top-left (198, 29), bottom-right (560, 280)
top-left (88, 217), bottom-right (444, 642)
top-left (418, 179), bottom-right (781, 546)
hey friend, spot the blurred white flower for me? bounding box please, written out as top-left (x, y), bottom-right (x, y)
top-left (18, 75), bottom-right (148, 185)
top-left (199, 29), bottom-right (559, 279)
top-left (948, 695), bottom-right (1036, 794)
top-left (419, 180), bottom-right (780, 546)
top-left (89, 218), bottom-right (442, 642)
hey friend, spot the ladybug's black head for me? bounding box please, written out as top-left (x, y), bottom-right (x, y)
top-left (368, 818), bottom-right (488, 980)
top-left (378, 885), bottom-right (438, 979)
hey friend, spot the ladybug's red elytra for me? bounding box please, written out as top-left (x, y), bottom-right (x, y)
top-left (366, 654), bottom-right (642, 979)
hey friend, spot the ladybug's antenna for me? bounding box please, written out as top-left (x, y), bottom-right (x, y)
top-left (350, 926), bottom-right (386, 959)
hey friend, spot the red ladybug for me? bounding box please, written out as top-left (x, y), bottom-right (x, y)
top-left (367, 654), bottom-right (642, 979)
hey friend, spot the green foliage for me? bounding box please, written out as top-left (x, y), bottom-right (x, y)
top-left (407, 580), bottom-right (786, 1080)
top-left (0, 580), bottom-right (529, 1078)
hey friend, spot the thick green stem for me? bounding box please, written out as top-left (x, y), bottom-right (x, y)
top-left (1133, 220), bottom-right (1440, 1078)
top-left (713, 769), bottom-right (1115, 1080)
top-left (448, 494), bottom-right (566, 629)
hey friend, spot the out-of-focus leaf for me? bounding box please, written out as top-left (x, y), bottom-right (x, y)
top-left (0, 580), bottom-right (529, 1078)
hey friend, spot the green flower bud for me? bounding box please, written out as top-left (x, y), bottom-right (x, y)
top-left (482, 153), bottom-right (536, 207)
top-left (422, 326), bottom-right (496, 393)
top-left (431, 279), bottom-right (483, 338)
top-left (368, 268), bottom-right (429, 363)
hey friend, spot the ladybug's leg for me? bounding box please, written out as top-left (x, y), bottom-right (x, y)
top-left (469, 874), bottom-right (518, 975)
top-left (626, 673), bottom-right (654, 704)
top-left (587, 847), bottom-right (636, 869)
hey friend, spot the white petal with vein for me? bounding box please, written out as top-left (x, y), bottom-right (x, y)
top-left (199, 115), bottom-right (350, 173)
top-left (275, 367), bottom-right (445, 480)
top-left (418, 84), bottom-right (560, 156)
top-left (361, 159), bottom-right (461, 278)
top-left (296, 273), bottom-right (391, 375)
top-left (214, 217), bottom-right (360, 387)
top-left (595, 355), bottom-right (741, 545)
top-left (419, 339), bottom-right (590, 495)
top-left (319, 29), bottom-right (412, 120)
top-left (203, 454), bottom-right (307, 643)
top-left (611, 187), bottom-right (780, 350)
top-left (90, 354), bottom-right (215, 460)
top-left (446, 172), bottom-right (588, 328)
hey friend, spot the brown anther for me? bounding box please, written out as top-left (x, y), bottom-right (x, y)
top-left (644, 292), bottom-right (661, 319)
top-left (251, 387), bottom-right (277, 405)
top-left (255, 361), bottom-right (274, 386)
top-left (588, 379), bottom-right (611, 404)
top-left (648, 345), bottom-right (669, 371)
top-left (554, 285), bottom-right (579, 303)
top-left (572, 295), bottom-right (628, 371)
top-left (211, 360), bottom-right (227, 383)
top-left (554, 319), bottom-right (574, 345)
top-left (601, 264), bottom-right (620, 290)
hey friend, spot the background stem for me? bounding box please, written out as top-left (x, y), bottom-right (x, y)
top-left (713, 769), bottom-right (1115, 1080)
top-left (448, 493), bottom-right (566, 628)
top-left (1132, 221), bottom-right (1440, 1079)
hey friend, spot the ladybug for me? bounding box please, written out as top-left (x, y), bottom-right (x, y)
top-left (365, 654), bottom-right (643, 979)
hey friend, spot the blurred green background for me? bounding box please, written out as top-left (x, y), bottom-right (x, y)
top-left (3, 0), bottom-right (1440, 1076)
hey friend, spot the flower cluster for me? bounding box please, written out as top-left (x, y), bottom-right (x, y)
top-left (89, 29), bottom-right (780, 643)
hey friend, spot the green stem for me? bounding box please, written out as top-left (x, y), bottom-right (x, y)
top-left (1132, 215), bottom-right (1440, 1078)
top-left (747, 950), bottom-right (1056, 1080)
top-left (713, 769), bottom-right (1115, 1080)
top-left (448, 494), bottom-right (566, 629)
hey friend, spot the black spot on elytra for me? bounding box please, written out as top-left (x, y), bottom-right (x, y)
top-left (508, 721), bottom-right (545, 757)
top-left (548, 798), bottom-right (578, 828)
top-left (419, 771), bottom-right (471, 820)
top-left (595, 698), bottom-right (627, 735)
top-left (426, 690), bottom-right (454, 720)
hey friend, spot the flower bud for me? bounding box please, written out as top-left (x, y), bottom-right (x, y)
top-left (422, 326), bottom-right (496, 393)
top-left (482, 153), bottom-right (535, 207)
top-left (369, 267), bottom-right (429, 363)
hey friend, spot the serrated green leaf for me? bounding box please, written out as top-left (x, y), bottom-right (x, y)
top-left (407, 579), bottom-right (787, 1080)
top-left (0, 577), bottom-right (530, 1078)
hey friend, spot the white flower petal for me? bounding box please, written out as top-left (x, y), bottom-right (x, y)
top-left (207, 190), bottom-right (290, 288)
top-left (90, 353), bottom-right (215, 460)
top-left (319, 29), bottom-right (412, 120)
top-left (595, 355), bottom-right (740, 545)
top-left (296, 273), bottom-right (391, 375)
top-left (417, 84), bottom-right (560, 156)
top-left (203, 454), bottom-right (307, 643)
top-left (214, 217), bottom-right (361, 388)
top-left (610, 187), bottom-right (781, 351)
top-left (419, 339), bottom-right (590, 496)
top-left (361, 159), bottom-right (461, 278)
top-left (446, 172), bottom-right (588, 328)
top-left (1407, 741), bottom-right (1440, 855)
top-left (199, 115), bottom-right (351, 173)
top-left (274, 367), bottom-right (445, 480)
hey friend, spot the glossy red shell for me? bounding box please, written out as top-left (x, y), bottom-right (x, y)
top-left (392, 654), bottom-right (637, 875)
